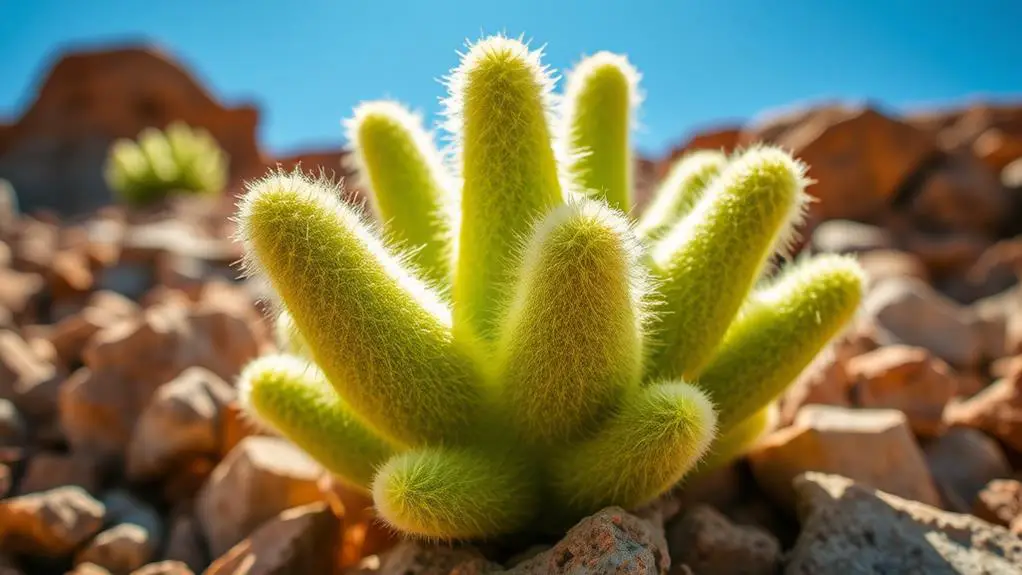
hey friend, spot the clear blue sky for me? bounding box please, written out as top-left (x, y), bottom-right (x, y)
top-left (3, 0), bottom-right (1022, 157)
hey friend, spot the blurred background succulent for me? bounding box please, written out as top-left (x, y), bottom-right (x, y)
top-left (104, 121), bottom-right (228, 206)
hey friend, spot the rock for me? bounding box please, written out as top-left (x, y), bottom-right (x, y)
top-left (949, 239), bottom-right (1022, 303)
top-left (318, 475), bottom-right (399, 568)
top-left (786, 471), bottom-right (1022, 574)
top-left (204, 502), bottom-right (339, 575)
top-left (0, 46), bottom-right (263, 217)
top-left (0, 329), bottom-right (62, 423)
top-left (508, 507), bottom-right (669, 574)
top-left (0, 399), bottom-right (27, 447)
top-left (162, 512), bottom-right (206, 573)
top-left (666, 505), bottom-right (780, 575)
top-left (741, 105), bottom-right (937, 225)
top-left (76, 524), bottom-right (156, 575)
top-left (924, 427), bottom-right (1013, 512)
top-left (968, 284), bottom-right (1021, 363)
top-left (848, 345), bottom-right (957, 437)
top-left (353, 540), bottom-right (498, 575)
top-left (64, 299), bottom-right (259, 459)
top-left (0, 463), bottom-right (10, 499)
top-left (775, 327), bottom-right (876, 427)
top-left (0, 269), bottom-right (44, 327)
top-left (49, 306), bottom-right (130, 369)
top-left (0, 553), bottom-right (23, 575)
top-left (126, 367), bottom-right (235, 481)
top-left (909, 152), bottom-right (1012, 236)
top-left (904, 231), bottom-right (991, 282)
top-left (59, 367), bottom-right (134, 459)
top-left (70, 564), bottom-right (113, 575)
top-left (9, 219), bottom-right (58, 275)
top-left (991, 355), bottom-right (1022, 380)
top-left (0, 485), bottom-right (105, 557)
top-left (103, 490), bottom-right (164, 543)
top-left (855, 250), bottom-right (931, 284)
top-left (864, 277), bottom-right (983, 369)
top-left (973, 479), bottom-right (1022, 528)
top-left (748, 405), bottom-right (941, 511)
top-left (945, 370), bottom-right (1022, 454)
top-left (49, 249), bottom-right (94, 303)
top-left (129, 561), bottom-right (193, 575)
top-left (809, 219), bottom-right (894, 255)
top-left (18, 452), bottom-right (103, 495)
top-left (219, 401), bottom-right (262, 459)
top-left (195, 436), bottom-right (325, 558)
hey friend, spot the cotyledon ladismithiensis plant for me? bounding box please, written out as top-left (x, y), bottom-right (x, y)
top-left (234, 34), bottom-right (865, 540)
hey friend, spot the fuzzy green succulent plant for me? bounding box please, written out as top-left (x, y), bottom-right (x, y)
top-left (234, 34), bottom-right (865, 541)
top-left (104, 121), bottom-right (228, 206)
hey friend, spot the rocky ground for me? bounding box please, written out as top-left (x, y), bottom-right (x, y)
top-left (3, 66), bottom-right (1022, 572)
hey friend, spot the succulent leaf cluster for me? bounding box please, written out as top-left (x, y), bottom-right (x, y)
top-left (235, 34), bottom-right (865, 540)
top-left (104, 121), bottom-right (228, 205)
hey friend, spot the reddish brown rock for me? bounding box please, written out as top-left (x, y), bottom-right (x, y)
top-left (508, 507), bottom-right (669, 574)
top-left (76, 523), bottom-right (156, 575)
top-left (945, 370), bottom-right (1022, 454)
top-left (908, 152), bottom-right (1012, 236)
top-left (126, 366), bottom-right (235, 481)
top-left (0, 45), bottom-right (264, 216)
top-left (0, 463), bottom-right (10, 499)
top-left (748, 405), bottom-right (941, 511)
top-left (0, 269), bottom-right (44, 327)
top-left (786, 472), bottom-right (1022, 574)
top-left (59, 367), bottom-right (134, 459)
top-left (864, 278), bottom-right (983, 369)
top-left (196, 436), bottom-right (326, 558)
top-left (666, 505), bottom-right (780, 575)
top-left (0, 485), bottom-right (106, 557)
top-left (924, 427), bottom-right (1013, 512)
top-left (740, 105), bottom-right (937, 225)
top-left (0, 329), bottom-right (62, 423)
top-left (18, 451), bottom-right (103, 495)
top-left (0, 399), bottom-right (26, 447)
top-left (204, 502), bottom-right (339, 575)
top-left (48, 305), bottom-right (129, 369)
top-left (129, 561), bottom-right (193, 575)
top-left (855, 250), bottom-right (930, 284)
top-left (973, 479), bottom-right (1022, 528)
top-left (848, 345), bottom-right (957, 437)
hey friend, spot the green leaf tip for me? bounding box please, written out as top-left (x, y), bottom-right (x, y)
top-left (445, 34), bottom-right (564, 343)
top-left (697, 253), bottom-right (866, 433)
top-left (647, 145), bottom-right (812, 381)
top-left (636, 149), bottom-right (728, 241)
top-left (561, 51), bottom-right (641, 213)
top-left (344, 100), bottom-right (457, 288)
top-left (233, 33), bottom-right (864, 542)
top-left (236, 169), bottom-right (483, 448)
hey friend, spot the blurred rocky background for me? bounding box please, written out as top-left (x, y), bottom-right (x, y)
top-left (2, 44), bottom-right (1022, 575)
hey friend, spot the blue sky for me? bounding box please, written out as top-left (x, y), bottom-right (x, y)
top-left (3, 0), bottom-right (1022, 157)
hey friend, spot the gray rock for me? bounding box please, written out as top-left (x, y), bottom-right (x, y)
top-left (864, 278), bottom-right (983, 369)
top-left (667, 505), bottom-right (780, 575)
top-left (785, 472), bottom-right (1022, 574)
top-left (924, 427), bottom-right (1012, 512)
top-left (810, 219), bottom-right (894, 255)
